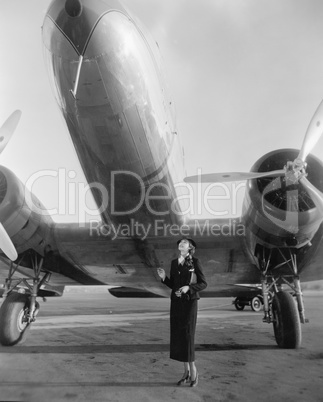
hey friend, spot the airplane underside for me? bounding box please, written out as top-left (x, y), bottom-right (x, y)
top-left (0, 263), bottom-right (309, 349)
top-left (0, 227), bottom-right (319, 348)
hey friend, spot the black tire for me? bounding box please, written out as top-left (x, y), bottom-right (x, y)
top-left (272, 292), bottom-right (301, 349)
top-left (234, 298), bottom-right (245, 311)
top-left (0, 292), bottom-right (31, 346)
top-left (251, 296), bottom-right (262, 312)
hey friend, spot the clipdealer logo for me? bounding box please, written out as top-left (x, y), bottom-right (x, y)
top-left (89, 218), bottom-right (246, 240)
top-left (23, 168), bottom-right (246, 225)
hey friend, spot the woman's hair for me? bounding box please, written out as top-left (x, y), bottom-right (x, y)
top-left (188, 243), bottom-right (196, 256)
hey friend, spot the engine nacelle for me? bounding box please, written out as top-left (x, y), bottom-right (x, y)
top-left (242, 149), bottom-right (323, 253)
top-left (0, 165), bottom-right (54, 257)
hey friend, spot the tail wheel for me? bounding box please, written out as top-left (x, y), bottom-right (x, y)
top-left (0, 292), bottom-right (31, 346)
top-left (251, 296), bottom-right (262, 312)
top-left (234, 298), bottom-right (245, 311)
top-left (272, 292), bottom-right (301, 349)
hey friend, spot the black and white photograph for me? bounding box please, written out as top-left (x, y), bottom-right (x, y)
top-left (1, 0), bottom-right (323, 401)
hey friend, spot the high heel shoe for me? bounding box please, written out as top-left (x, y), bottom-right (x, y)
top-left (177, 372), bottom-right (190, 386)
top-left (190, 371), bottom-right (198, 387)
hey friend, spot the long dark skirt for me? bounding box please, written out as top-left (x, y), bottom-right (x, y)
top-left (170, 297), bottom-right (198, 362)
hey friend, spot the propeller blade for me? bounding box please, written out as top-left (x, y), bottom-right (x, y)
top-left (0, 110), bottom-right (22, 154)
top-left (184, 169), bottom-right (285, 183)
top-left (0, 223), bottom-right (18, 261)
top-left (298, 99), bottom-right (323, 162)
top-left (299, 176), bottom-right (323, 215)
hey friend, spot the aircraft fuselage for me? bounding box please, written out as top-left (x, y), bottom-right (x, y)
top-left (43, 0), bottom-right (185, 229)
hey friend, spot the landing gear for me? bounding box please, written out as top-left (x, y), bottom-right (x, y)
top-left (257, 246), bottom-right (307, 349)
top-left (0, 253), bottom-right (49, 346)
top-left (272, 292), bottom-right (301, 348)
top-left (0, 292), bottom-right (39, 346)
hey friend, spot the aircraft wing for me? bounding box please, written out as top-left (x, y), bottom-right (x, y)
top-left (44, 220), bottom-right (262, 298)
top-left (0, 219), bottom-right (263, 298)
top-left (2, 217), bottom-right (323, 299)
top-left (52, 220), bottom-right (323, 296)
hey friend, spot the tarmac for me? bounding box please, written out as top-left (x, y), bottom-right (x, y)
top-left (0, 289), bottom-right (322, 402)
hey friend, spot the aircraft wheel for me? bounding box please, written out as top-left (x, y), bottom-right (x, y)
top-left (251, 296), bottom-right (262, 312)
top-left (0, 292), bottom-right (31, 346)
top-left (272, 292), bottom-right (301, 349)
top-left (234, 298), bottom-right (245, 311)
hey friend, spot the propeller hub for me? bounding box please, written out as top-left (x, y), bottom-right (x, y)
top-left (292, 158), bottom-right (306, 171)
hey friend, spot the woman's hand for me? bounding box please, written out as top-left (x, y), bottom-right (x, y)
top-left (175, 286), bottom-right (190, 297)
top-left (157, 268), bottom-right (166, 281)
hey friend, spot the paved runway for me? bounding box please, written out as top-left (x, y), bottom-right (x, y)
top-left (0, 290), bottom-right (322, 402)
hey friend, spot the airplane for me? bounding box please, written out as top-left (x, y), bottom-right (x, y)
top-left (0, 0), bottom-right (323, 349)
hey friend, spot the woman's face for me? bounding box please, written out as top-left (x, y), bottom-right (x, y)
top-left (178, 239), bottom-right (191, 253)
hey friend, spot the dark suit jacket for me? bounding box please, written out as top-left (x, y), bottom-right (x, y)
top-left (162, 257), bottom-right (207, 300)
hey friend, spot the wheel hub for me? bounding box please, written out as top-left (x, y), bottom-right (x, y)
top-left (16, 308), bottom-right (28, 332)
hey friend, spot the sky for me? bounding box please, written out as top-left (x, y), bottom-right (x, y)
top-left (1, 0), bottom-right (323, 222)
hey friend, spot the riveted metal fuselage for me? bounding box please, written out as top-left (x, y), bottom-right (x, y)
top-left (42, 0), bottom-right (185, 230)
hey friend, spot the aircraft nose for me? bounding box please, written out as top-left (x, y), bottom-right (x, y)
top-left (44, 0), bottom-right (112, 55)
top-left (65, 0), bottom-right (83, 18)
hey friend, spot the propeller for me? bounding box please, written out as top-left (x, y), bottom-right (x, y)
top-left (0, 110), bottom-right (22, 155)
top-left (184, 170), bottom-right (285, 183)
top-left (0, 110), bottom-right (21, 261)
top-left (297, 99), bottom-right (323, 163)
top-left (184, 99), bottom-right (323, 213)
top-left (0, 223), bottom-right (18, 261)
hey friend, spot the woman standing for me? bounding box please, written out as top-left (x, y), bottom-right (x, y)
top-left (157, 238), bottom-right (207, 387)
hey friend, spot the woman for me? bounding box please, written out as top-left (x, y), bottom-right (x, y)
top-left (157, 238), bottom-right (207, 387)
